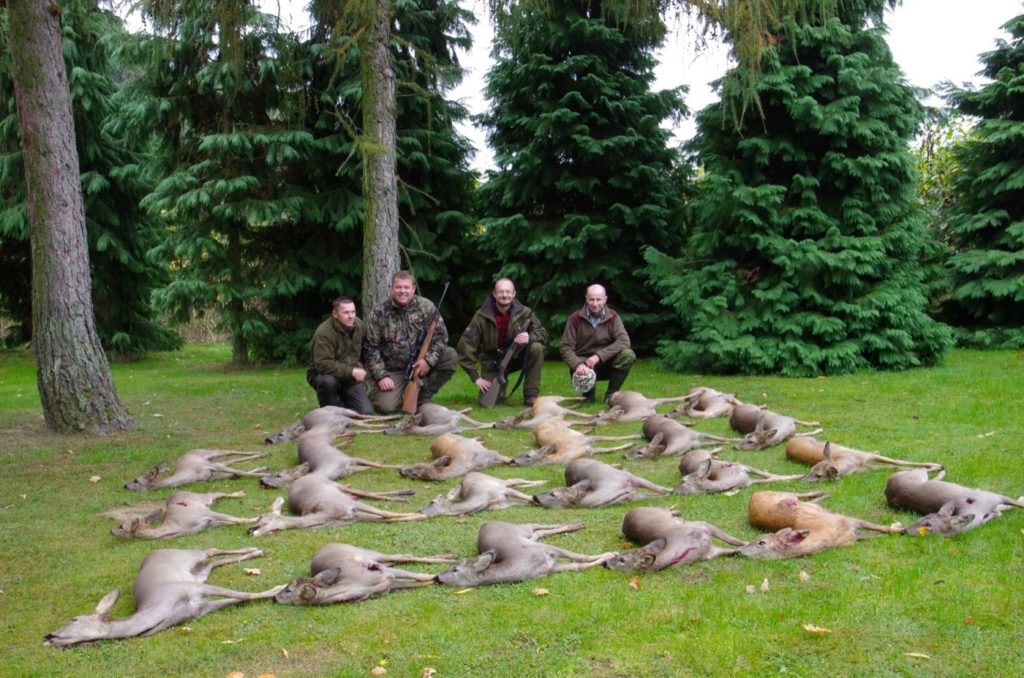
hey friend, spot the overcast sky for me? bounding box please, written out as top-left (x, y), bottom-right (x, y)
top-left (258, 0), bottom-right (1022, 171)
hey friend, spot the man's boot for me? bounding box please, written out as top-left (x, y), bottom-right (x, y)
top-left (604, 368), bottom-right (629, 402)
top-left (582, 387), bottom-right (597, 404)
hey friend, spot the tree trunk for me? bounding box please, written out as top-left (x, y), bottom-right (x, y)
top-left (360, 0), bottom-right (400, 312)
top-left (8, 0), bottom-right (132, 434)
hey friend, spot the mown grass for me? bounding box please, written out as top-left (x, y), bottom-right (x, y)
top-left (1, 345), bottom-right (1022, 677)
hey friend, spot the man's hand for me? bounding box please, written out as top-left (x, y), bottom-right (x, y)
top-left (513, 331), bottom-right (529, 346)
top-left (574, 362), bottom-right (593, 376)
top-left (378, 376), bottom-right (395, 391)
top-left (411, 359), bottom-right (432, 378)
top-left (352, 366), bottom-right (367, 383)
top-left (475, 377), bottom-right (491, 393)
top-left (584, 355), bottom-right (600, 370)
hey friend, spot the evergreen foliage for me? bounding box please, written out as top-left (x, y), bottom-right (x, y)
top-left (118, 0), bottom-right (310, 365)
top-left (0, 0), bottom-right (179, 356)
top-left (644, 0), bottom-right (952, 376)
top-left (944, 13), bottom-right (1024, 348)
top-left (476, 0), bottom-right (687, 353)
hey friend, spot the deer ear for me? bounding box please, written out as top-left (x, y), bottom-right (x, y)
top-left (938, 502), bottom-right (957, 517)
top-left (473, 550), bottom-right (497, 571)
top-left (697, 458), bottom-right (713, 478)
top-left (645, 538), bottom-right (668, 556)
top-left (822, 441), bottom-right (833, 461)
top-left (311, 568), bottom-right (344, 587)
top-left (270, 497), bottom-right (286, 514)
top-left (94, 589), bottom-right (121, 616)
top-left (777, 528), bottom-right (809, 545)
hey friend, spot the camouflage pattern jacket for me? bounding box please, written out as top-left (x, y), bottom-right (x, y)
top-left (364, 296), bottom-right (450, 381)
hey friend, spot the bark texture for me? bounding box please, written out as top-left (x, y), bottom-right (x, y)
top-left (8, 0), bottom-right (132, 434)
top-left (360, 0), bottom-right (400, 311)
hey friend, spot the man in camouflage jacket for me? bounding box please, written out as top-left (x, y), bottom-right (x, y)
top-left (560, 284), bottom-right (635, 403)
top-left (457, 278), bottom-right (548, 406)
top-left (364, 270), bottom-right (457, 413)
top-left (306, 296), bottom-right (373, 414)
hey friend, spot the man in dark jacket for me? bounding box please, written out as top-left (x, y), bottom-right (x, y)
top-left (306, 296), bottom-right (373, 414)
top-left (457, 278), bottom-right (548, 406)
top-left (559, 284), bottom-right (636, 403)
top-left (364, 270), bottom-right (457, 413)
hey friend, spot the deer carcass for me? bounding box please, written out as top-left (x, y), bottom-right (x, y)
top-left (787, 437), bottom-right (943, 482)
top-left (398, 433), bottom-right (512, 481)
top-left (732, 407), bottom-right (823, 450)
top-left (108, 491), bottom-right (257, 540)
top-left (884, 468), bottom-right (1024, 536)
top-left (672, 387), bottom-right (743, 419)
top-left (384, 403), bottom-right (493, 436)
top-left (512, 420), bottom-right (641, 466)
top-left (492, 396), bottom-right (593, 431)
top-left (674, 453), bottom-right (803, 495)
top-left (264, 406), bottom-right (400, 444)
top-left (274, 543), bottom-right (455, 605)
top-left (738, 491), bottom-right (895, 559)
top-left (626, 415), bottom-right (736, 460)
top-left (597, 391), bottom-right (691, 423)
top-left (124, 449), bottom-right (269, 491)
top-left (248, 474), bottom-right (424, 535)
top-left (43, 548), bottom-right (282, 646)
top-left (260, 429), bottom-right (400, 488)
top-left (435, 522), bottom-right (614, 586)
top-left (604, 507), bottom-right (746, 572)
top-left (532, 458), bottom-right (672, 508)
top-left (418, 472), bottom-right (546, 516)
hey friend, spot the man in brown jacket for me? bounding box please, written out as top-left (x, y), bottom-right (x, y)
top-left (559, 284), bottom-right (636, 403)
top-left (306, 296), bottom-right (372, 414)
top-left (457, 278), bottom-right (548, 406)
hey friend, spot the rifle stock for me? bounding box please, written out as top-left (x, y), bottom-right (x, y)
top-left (478, 318), bottom-right (533, 409)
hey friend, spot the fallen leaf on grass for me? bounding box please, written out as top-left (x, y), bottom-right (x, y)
top-left (281, 649), bottom-right (289, 658)
top-left (798, 571), bottom-right (810, 583)
top-left (963, 615), bottom-right (974, 626)
top-left (904, 652), bottom-right (930, 659)
top-left (257, 674), bottom-right (276, 678)
top-left (244, 568), bottom-right (262, 575)
top-left (179, 626), bottom-right (193, 633)
top-left (745, 585), bottom-right (756, 594)
top-left (532, 587), bottom-right (549, 596)
top-left (802, 624), bottom-right (831, 635)
top-left (226, 672), bottom-right (244, 678)
top-left (422, 668), bottom-right (437, 678)
top-left (152, 413), bottom-right (163, 417)
top-left (916, 526), bottom-right (930, 536)
top-left (760, 578), bottom-right (770, 593)
top-left (628, 577), bottom-right (640, 591)
top-left (88, 476), bottom-right (101, 483)
top-left (370, 667), bottom-right (388, 677)
top-left (453, 588), bottom-right (474, 595)
top-left (19, 494), bottom-right (26, 500)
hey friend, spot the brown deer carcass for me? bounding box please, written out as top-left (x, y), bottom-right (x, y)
top-left (492, 396), bottom-right (593, 431)
top-left (738, 491), bottom-right (895, 559)
top-left (532, 459), bottom-right (672, 508)
top-left (604, 507), bottom-right (746, 572)
top-left (260, 430), bottom-right (401, 488)
top-left (384, 403), bottom-right (493, 436)
top-left (787, 437), bottom-right (943, 482)
top-left (418, 472), bottom-right (546, 516)
top-left (274, 543), bottom-right (455, 605)
top-left (398, 433), bottom-right (512, 481)
top-left (627, 415), bottom-right (736, 460)
top-left (435, 522), bottom-right (614, 586)
top-left (248, 474), bottom-right (423, 536)
top-left (108, 491), bottom-right (257, 540)
top-left (732, 406), bottom-right (823, 450)
top-left (674, 453), bottom-right (803, 495)
top-left (124, 449), bottom-right (269, 491)
top-left (512, 420), bottom-right (641, 466)
top-left (43, 548), bottom-right (282, 646)
top-left (672, 387), bottom-right (743, 419)
top-left (884, 468), bottom-right (1024, 536)
top-left (264, 406), bottom-right (400, 444)
top-left (598, 391), bottom-right (691, 423)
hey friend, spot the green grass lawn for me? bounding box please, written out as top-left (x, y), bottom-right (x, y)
top-left (1, 345), bottom-right (1022, 677)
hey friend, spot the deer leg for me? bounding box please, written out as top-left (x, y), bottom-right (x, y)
top-left (204, 510), bottom-right (259, 525)
top-left (353, 505), bottom-right (427, 522)
top-left (525, 523), bottom-right (585, 539)
top-left (591, 442), bottom-right (637, 454)
top-left (340, 486), bottom-right (416, 502)
top-left (208, 463), bottom-right (270, 478)
top-left (705, 525), bottom-right (749, 546)
top-left (196, 583), bottom-right (286, 603)
top-left (589, 433), bottom-right (643, 442)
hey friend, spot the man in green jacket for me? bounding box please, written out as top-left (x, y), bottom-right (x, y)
top-left (306, 296), bottom-right (373, 414)
top-left (559, 284), bottom-right (636, 403)
top-left (457, 278), bottom-right (548, 406)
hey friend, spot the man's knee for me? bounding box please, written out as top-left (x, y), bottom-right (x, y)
top-left (609, 348), bottom-right (636, 371)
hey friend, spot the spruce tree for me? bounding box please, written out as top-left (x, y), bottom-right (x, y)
top-left (944, 13), bottom-right (1024, 348)
top-left (644, 0), bottom-right (952, 376)
top-left (475, 0), bottom-right (687, 352)
top-left (0, 0), bottom-right (179, 356)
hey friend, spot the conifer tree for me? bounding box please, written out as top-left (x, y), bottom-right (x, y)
top-left (644, 0), bottom-right (952, 376)
top-left (0, 0), bottom-right (178, 356)
top-left (476, 0), bottom-right (686, 352)
top-left (944, 13), bottom-right (1024, 348)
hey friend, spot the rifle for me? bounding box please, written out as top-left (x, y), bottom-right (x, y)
top-left (478, 317), bottom-right (533, 409)
top-left (401, 282), bottom-right (450, 414)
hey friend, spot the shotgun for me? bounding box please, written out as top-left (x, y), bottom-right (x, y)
top-left (400, 282), bottom-right (450, 414)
